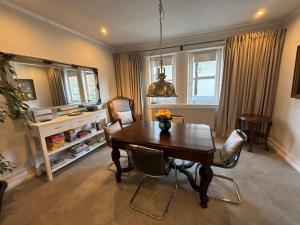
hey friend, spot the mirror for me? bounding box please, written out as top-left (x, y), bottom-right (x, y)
top-left (4, 53), bottom-right (101, 110)
top-left (291, 45), bottom-right (300, 99)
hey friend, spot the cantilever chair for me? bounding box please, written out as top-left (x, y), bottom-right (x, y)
top-left (128, 145), bottom-right (178, 220)
top-left (103, 121), bottom-right (131, 173)
top-left (195, 129), bottom-right (247, 204)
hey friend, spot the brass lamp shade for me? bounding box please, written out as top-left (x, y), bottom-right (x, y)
top-left (146, 80), bottom-right (178, 97)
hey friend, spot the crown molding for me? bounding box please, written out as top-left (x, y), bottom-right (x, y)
top-left (116, 20), bottom-right (285, 53)
top-left (0, 0), bottom-right (114, 50)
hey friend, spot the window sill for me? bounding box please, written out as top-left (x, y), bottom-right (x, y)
top-left (147, 104), bottom-right (218, 109)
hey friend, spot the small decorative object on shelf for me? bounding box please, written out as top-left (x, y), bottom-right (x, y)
top-left (155, 109), bottom-right (173, 132)
top-left (77, 130), bottom-right (91, 138)
top-left (64, 129), bottom-right (77, 142)
top-left (46, 134), bottom-right (65, 151)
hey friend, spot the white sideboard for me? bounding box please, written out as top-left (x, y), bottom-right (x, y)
top-left (27, 110), bottom-right (107, 181)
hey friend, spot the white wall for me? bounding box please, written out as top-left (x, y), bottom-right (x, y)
top-left (270, 12), bottom-right (300, 172)
top-left (0, 4), bottom-right (116, 186)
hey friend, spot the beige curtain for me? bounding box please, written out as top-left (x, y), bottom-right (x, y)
top-left (216, 29), bottom-right (286, 137)
top-left (113, 52), bottom-right (143, 115)
top-left (47, 67), bottom-right (67, 106)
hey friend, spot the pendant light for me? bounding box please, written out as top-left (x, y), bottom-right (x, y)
top-left (146, 0), bottom-right (177, 97)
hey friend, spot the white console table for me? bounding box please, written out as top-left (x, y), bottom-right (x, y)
top-left (27, 110), bottom-right (107, 181)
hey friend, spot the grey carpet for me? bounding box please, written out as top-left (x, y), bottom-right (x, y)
top-left (1, 142), bottom-right (300, 225)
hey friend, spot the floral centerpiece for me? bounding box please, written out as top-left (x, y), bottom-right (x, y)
top-left (155, 109), bottom-right (173, 131)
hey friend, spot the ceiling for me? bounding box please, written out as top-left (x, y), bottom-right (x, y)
top-left (4, 0), bottom-right (300, 48)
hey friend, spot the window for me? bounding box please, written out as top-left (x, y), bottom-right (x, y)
top-left (81, 70), bottom-right (98, 103)
top-left (63, 69), bottom-right (99, 104)
top-left (188, 48), bottom-right (223, 104)
top-left (149, 54), bottom-right (176, 104)
top-left (64, 69), bottom-right (81, 104)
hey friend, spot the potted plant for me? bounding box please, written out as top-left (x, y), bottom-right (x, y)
top-left (0, 54), bottom-right (29, 122)
top-left (0, 54), bottom-right (29, 213)
top-left (155, 109), bottom-right (173, 132)
top-left (0, 153), bottom-right (15, 213)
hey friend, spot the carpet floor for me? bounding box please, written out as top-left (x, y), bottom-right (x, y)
top-left (1, 142), bottom-right (300, 225)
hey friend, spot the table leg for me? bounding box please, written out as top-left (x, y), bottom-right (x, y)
top-left (265, 123), bottom-right (272, 151)
top-left (111, 147), bottom-right (122, 182)
top-left (199, 164), bottom-right (213, 208)
top-left (177, 163), bottom-right (213, 208)
top-left (248, 123), bottom-right (254, 152)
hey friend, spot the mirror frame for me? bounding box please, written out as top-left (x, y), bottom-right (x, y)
top-left (0, 51), bottom-right (101, 105)
top-left (291, 45), bottom-right (300, 99)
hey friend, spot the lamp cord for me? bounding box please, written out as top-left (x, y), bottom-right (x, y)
top-left (150, 0), bottom-right (165, 65)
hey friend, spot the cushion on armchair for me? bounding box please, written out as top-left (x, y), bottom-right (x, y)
top-left (117, 111), bottom-right (134, 125)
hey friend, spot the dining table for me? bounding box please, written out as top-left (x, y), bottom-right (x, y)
top-left (111, 120), bottom-right (215, 208)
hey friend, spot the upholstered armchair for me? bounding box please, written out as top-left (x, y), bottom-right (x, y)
top-left (106, 97), bottom-right (141, 127)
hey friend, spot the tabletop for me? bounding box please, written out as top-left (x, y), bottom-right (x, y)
top-left (239, 114), bottom-right (272, 123)
top-left (111, 120), bottom-right (215, 154)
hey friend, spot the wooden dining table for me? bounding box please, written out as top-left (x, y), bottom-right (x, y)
top-left (111, 120), bottom-right (215, 208)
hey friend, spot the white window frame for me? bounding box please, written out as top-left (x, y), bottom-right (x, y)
top-left (148, 53), bottom-right (176, 104)
top-left (63, 68), bottom-right (98, 104)
top-left (187, 47), bottom-right (223, 105)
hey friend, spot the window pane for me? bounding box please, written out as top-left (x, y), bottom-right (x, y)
top-left (68, 76), bottom-right (81, 103)
top-left (192, 78), bottom-right (216, 103)
top-left (152, 65), bottom-right (173, 81)
top-left (150, 55), bottom-right (175, 104)
top-left (189, 48), bottom-right (222, 104)
top-left (82, 71), bottom-right (98, 103)
top-left (197, 61), bottom-right (216, 77)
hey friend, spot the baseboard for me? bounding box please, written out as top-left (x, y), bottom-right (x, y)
top-left (268, 138), bottom-right (300, 173)
top-left (0, 167), bottom-right (35, 190)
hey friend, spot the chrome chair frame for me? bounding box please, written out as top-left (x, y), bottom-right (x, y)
top-left (107, 155), bottom-right (129, 175)
top-left (194, 129), bottom-right (246, 204)
top-left (130, 164), bottom-right (178, 220)
top-left (194, 164), bottom-right (241, 204)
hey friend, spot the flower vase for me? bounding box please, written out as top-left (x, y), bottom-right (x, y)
top-left (158, 120), bottom-right (171, 132)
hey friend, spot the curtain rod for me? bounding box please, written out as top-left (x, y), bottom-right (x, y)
top-left (142, 39), bottom-right (225, 52)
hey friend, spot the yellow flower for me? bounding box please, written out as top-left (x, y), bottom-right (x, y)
top-left (155, 109), bottom-right (173, 121)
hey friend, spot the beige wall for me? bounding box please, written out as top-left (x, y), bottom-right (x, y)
top-left (13, 62), bottom-right (53, 109)
top-left (270, 13), bottom-right (300, 172)
top-left (0, 4), bottom-right (116, 177)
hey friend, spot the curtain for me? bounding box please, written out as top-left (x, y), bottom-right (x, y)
top-left (113, 52), bottom-right (143, 115)
top-left (47, 67), bottom-right (67, 106)
top-left (216, 29), bottom-right (286, 137)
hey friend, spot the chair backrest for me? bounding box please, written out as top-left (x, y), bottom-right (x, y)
top-left (107, 97), bottom-right (135, 125)
top-left (128, 145), bottom-right (168, 177)
top-left (219, 129), bottom-right (247, 168)
top-left (170, 115), bottom-right (184, 124)
top-left (103, 122), bottom-right (122, 147)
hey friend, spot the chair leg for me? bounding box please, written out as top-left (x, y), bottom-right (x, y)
top-left (129, 167), bottom-right (178, 220)
top-left (107, 156), bottom-right (129, 175)
top-left (209, 173), bottom-right (241, 204)
top-left (194, 164), bottom-right (241, 204)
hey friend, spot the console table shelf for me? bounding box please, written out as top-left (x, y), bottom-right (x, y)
top-left (48, 130), bottom-right (104, 156)
top-left (51, 141), bottom-right (106, 172)
top-left (27, 110), bottom-right (107, 181)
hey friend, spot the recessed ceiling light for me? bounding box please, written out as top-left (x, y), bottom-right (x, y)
top-left (100, 28), bottom-right (107, 35)
top-left (254, 8), bottom-right (266, 19)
